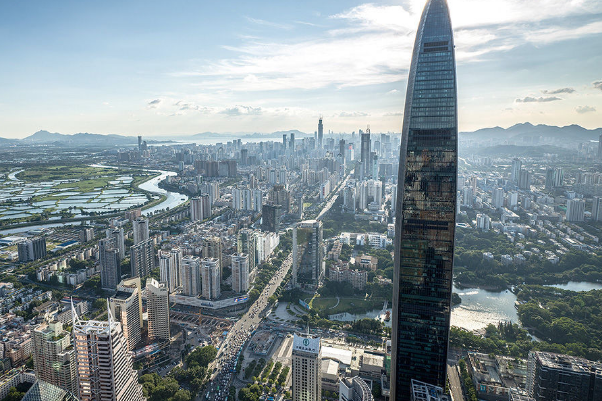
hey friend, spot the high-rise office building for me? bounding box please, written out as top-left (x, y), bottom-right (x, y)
top-left (291, 334), bottom-right (321, 401)
top-left (283, 134), bottom-right (287, 151)
top-left (32, 321), bottom-right (77, 395)
top-left (262, 203), bottom-right (281, 233)
top-left (361, 130), bottom-right (372, 178)
top-left (526, 351), bottom-right (602, 401)
top-left (130, 238), bottom-right (154, 278)
top-left (159, 247), bottom-right (182, 292)
top-left (391, 0), bottom-right (458, 398)
top-left (109, 283), bottom-right (142, 351)
top-left (18, 237), bottom-right (47, 263)
top-left (180, 255), bottom-right (201, 297)
top-left (72, 307), bottom-right (145, 401)
top-left (231, 253), bottom-right (249, 293)
top-left (292, 220), bottom-right (324, 289)
top-left (290, 133), bottom-right (295, 152)
top-left (132, 218), bottom-right (149, 245)
top-left (99, 238), bottom-right (121, 291)
top-left (511, 158), bottom-right (522, 183)
top-left (201, 258), bottom-right (220, 300)
top-left (146, 278), bottom-right (170, 342)
top-left (318, 117), bottom-right (324, 149)
top-left (598, 133), bottom-right (602, 160)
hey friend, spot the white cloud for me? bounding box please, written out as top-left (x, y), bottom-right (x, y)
top-left (576, 105), bottom-right (596, 114)
top-left (516, 96), bottom-right (563, 103)
top-left (170, 1), bottom-right (602, 95)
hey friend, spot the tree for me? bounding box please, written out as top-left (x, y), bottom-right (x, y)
top-left (185, 345), bottom-right (217, 368)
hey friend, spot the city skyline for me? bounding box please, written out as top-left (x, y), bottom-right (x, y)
top-left (1, 0), bottom-right (602, 138)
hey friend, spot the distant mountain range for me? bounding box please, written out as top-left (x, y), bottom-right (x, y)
top-left (460, 122), bottom-right (602, 143)
top-left (0, 124), bottom-right (600, 145)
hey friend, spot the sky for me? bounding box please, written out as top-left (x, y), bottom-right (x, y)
top-left (0, 0), bottom-right (601, 138)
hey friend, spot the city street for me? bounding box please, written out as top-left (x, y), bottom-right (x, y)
top-left (204, 252), bottom-right (293, 401)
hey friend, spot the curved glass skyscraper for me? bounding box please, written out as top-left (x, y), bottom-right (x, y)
top-left (391, 0), bottom-right (457, 399)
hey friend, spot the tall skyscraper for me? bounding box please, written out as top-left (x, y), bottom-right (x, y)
top-left (511, 158), bottom-right (522, 183)
top-left (130, 238), bottom-right (154, 278)
top-left (98, 238), bottom-right (121, 291)
top-left (566, 199), bottom-right (585, 222)
top-left (159, 247), bottom-right (182, 292)
top-left (203, 236), bottom-right (222, 280)
top-left (361, 130), bottom-right (371, 178)
top-left (106, 227), bottom-right (125, 259)
top-left (201, 258), bottom-right (220, 300)
top-left (598, 133), bottom-right (602, 160)
top-left (32, 321), bottom-right (77, 395)
top-left (238, 229), bottom-right (257, 272)
top-left (291, 334), bottom-right (321, 401)
top-left (180, 255), bottom-right (201, 297)
top-left (132, 218), bottom-right (149, 245)
top-left (593, 197), bottom-right (602, 222)
top-left (231, 253), bottom-right (249, 293)
top-left (318, 117), bottom-right (324, 149)
top-left (392, 0), bottom-right (458, 399)
top-left (190, 196), bottom-right (203, 222)
top-left (109, 284), bottom-right (142, 351)
top-left (18, 237), bottom-right (47, 262)
top-left (292, 220), bottom-right (324, 289)
top-left (146, 278), bottom-right (170, 342)
top-left (262, 203), bottom-right (281, 232)
top-left (72, 305), bottom-right (145, 401)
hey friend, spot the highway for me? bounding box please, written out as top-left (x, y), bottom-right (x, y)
top-left (204, 173), bottom-right (348, 400)
top-left (316, 174), bottom-right (350, 221)
top-left (204, 252), bottom-right (293, 401)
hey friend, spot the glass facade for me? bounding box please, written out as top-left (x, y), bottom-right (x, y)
top-left (391, 0), bottom-right (457, 400)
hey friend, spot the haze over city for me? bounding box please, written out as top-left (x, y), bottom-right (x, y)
top-left (3, 1), bottom-right (602, 401)
top-left (1, 0), bottom-right (601, 138)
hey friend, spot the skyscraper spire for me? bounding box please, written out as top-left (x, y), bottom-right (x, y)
top-left (391, 0), bottom-right (458, 399)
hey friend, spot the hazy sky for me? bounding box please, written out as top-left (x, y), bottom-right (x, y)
top-left (1, 0), bottom-right (601, 138)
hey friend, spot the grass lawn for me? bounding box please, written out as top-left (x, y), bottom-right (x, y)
top-left (17, 165), bottom-right (123, 183)
top-left (311, 297), bottom-right (385, 315)
top-left (53, 177), bottom-right (113, 192)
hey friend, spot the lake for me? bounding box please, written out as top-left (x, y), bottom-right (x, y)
top-left (330, 282), bottom-right (602, 332)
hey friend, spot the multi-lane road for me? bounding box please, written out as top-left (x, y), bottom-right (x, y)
top-left (204, 253), bottom-right (293, 401)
